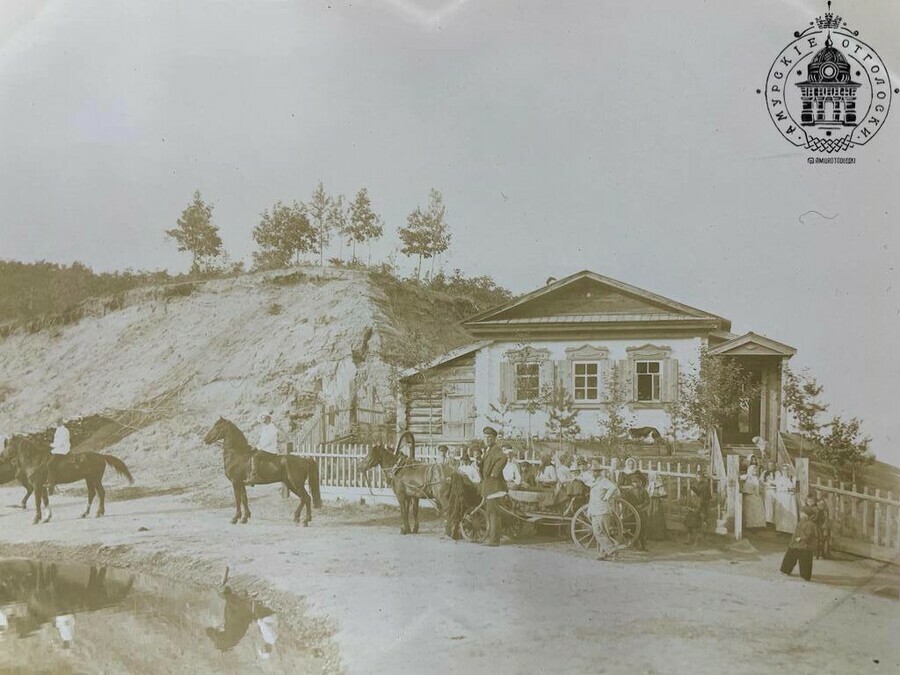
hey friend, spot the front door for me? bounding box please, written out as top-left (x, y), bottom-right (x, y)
top-left (721, 368), bottom-right (762, 445)
top-left (442, 382), bottom-right (475, 441)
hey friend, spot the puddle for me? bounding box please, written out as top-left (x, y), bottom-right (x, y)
top-left (0, 558), bottom-right (326, 674)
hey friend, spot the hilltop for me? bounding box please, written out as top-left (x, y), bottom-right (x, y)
top-left (0, 267), bottom-right (476, 493)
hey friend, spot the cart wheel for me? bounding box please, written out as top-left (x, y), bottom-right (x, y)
top-left (611, 498), bottom-right (641, 548)
top-left (462, 507), bottom-right (488, 543)
top-left (571, 504), bottom-right (597, 551)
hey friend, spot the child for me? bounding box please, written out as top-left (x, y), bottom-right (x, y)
top-left (780, 506), bottom-right (819, 581)
top-left (683, 496), bottom-right (702, 546)
top-left (815, 499), bottom-right (831, 560)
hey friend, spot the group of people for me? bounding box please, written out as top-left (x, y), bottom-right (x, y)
top-left (445, 428), bottom-right (688, 557)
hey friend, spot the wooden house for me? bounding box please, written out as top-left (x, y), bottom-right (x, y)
top-left (396, 270), bottom-right (796, 452)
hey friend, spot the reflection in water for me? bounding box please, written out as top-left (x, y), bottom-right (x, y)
top-left (0, 560), bottom-right (133, 645)
top-left (0, 558), bottom-right (309, 674)
top-left (206, 586), bottom-right (277, 656)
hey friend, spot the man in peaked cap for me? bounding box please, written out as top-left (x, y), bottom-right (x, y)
top-left (480, 426), bottom-right (507, 546)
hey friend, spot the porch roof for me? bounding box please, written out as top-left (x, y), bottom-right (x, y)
top-left (398, 340), bottom-right (492, 379)
top-left (707, 331), bottom-right (796, 358)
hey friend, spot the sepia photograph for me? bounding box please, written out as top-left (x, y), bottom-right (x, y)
top-left (0, 1), bottom-right (898, 673)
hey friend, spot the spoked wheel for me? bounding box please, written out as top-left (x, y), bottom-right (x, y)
top-left (571, 504), bottom-right (624, 551)
top-left (461, 506), bottom-right (488, 543)
top-left (610, 498), bottom-right (641, 548)
top-left (571, 504), bottom-right (596, 551)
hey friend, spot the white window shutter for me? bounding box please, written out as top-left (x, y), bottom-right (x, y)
top-left (555, 359), bottom-right (572, 397)
top-left (663, 358), bottom-right (679, 403)
top-left (500, 361), bottom-right (516, 402)
top-left (618, 359), bottom-right (635, 402)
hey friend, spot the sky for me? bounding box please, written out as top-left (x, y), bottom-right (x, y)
top-left (1, 0), bottom-right (899, 463)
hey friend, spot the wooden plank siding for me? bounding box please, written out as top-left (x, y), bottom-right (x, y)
top-left (402, 355), bottom-right (476, 445)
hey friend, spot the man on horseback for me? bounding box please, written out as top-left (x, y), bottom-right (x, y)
top-left (255, 413), bottom-right (279, 455)
top-left (46, 418), bottom-right (71, 492)
top-left (481, 426), bottom-right (507, 547)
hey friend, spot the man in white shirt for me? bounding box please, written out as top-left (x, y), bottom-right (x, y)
top-left (255, 413), bottom-right (279, 454)
top-left (588, 462), bottom-right (621, 560)
top-left (457, 454), bottom-right (481, 484)
top-left (501, 447), bottom-right (522, 486)
top-left (55, 613), bottom-right (75, 649)
top-left (47, 418), bottom-right (71, 491)
top-left (536, 454), bottom-right (557, 487)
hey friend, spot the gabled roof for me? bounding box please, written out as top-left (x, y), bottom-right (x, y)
top-left (398, 340), bottom-right (492, 379)
top-left (464, 270), bottom-right (730, 333)
top-left (707, 332), bottom-right (796, 358)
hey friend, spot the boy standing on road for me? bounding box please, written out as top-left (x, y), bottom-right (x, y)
top-left (780, 506), bottom-right (820, 581)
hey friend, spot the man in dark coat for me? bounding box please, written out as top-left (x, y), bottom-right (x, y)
top-left (480, 426), bottom-right (508, 546)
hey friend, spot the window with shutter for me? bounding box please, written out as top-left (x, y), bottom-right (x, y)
top-left (515, 362), bottom-right (540, 401)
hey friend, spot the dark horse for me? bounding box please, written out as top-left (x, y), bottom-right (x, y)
top-left (357, 433), bottom-right (452, 535)
top-left (202, 417), bottom-right (321, 525)
top-left (1, 434), bottom-right (50, 512)
top-left (1, 435), bottom-right (134, 524)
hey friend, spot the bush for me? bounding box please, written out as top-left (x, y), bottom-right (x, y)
top-left (267, 303), bottom-right (284, 316)
top-left (162, 282), bottom-right (195, 298)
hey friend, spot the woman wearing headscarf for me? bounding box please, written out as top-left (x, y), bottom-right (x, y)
top-left (618, 457), bottom-right (649, 550)
top-left (774, 464), bottom-right (799, 534)
top-left (740, 464), bottom-right (767, 530)
top-left (646, 470), bottom-right (668, 540)
top-left (760, 460), bottom-right (778, 526)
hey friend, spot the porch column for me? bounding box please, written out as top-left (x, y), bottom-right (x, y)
top-left (765, 359), bottom-right (784, 460)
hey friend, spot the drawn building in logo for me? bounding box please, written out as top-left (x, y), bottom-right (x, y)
top-left (764, 2), bottom-right (894, 153)
top-left (796, 34), bottom-right (860, 127)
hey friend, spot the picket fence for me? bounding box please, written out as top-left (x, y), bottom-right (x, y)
top-left (290, 443), bottom-right (708, 505)
top-left (810, 478), bottom-right (900, 563)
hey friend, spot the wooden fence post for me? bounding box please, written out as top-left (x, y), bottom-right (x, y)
top-left (727, 454), bottom-right (741, 540)
top-left (795, 457), bottom-right (809, 504)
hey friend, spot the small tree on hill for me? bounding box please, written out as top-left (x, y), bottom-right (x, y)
top-left (818, 416), bottom-right (874, 483)
top-left (599, 362), bottom-right (635, 456)
top-left (347, 188), bottom-right (384, 265)
top-left (165, 191), bottom-right (223, 273)
top-left (782, 366), bottom-right (828, 458)
top-left (252, 200), bottom-right (316, 268)
top-left (399, 189), bottom-right (450, 280)
top-left (306, 181), bottom-right (332, 269)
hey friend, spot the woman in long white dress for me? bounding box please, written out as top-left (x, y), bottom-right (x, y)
top-left (774, 465), bottom-right (798, 534)
top-left (760, 461), bottom-right (778, 525)
top-left (740, 464), bottom-right (767, 529)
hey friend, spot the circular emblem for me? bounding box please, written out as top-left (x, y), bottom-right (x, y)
top-left (764, 5), bottom-right (893, 154)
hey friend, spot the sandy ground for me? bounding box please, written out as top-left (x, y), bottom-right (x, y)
top-left (1, 485), bottom-right (899, 675)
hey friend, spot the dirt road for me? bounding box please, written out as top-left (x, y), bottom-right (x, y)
top-left (1, 486), bottom-right (898, 674)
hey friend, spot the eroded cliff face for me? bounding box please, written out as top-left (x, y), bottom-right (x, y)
top-left (0, 267), bottom-right (472, 490)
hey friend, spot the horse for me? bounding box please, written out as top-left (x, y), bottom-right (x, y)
top-left (1, 435), bottom-right (50, 512)
top-left (444, 471), bottom-right (482, 539)
top-left (1, 435), bottom-right (133, 524)
top-left (357, 434), bottom-right (452, 535)
top-left (202, 417), bottom-right (321, 526)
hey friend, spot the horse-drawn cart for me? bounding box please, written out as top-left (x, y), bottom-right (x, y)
top-left (460, 485), bottom-right (642, 551)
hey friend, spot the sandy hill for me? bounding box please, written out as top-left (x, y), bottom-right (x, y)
top-left (0, 267), bottom-right (474, 493)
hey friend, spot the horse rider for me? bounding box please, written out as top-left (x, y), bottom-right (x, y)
top-left (256, 413), bottom-right (279, 455)
top-left (481, 426), bottom-right (508, 547)
top-left (46, 417), bottom-right (71, 490)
